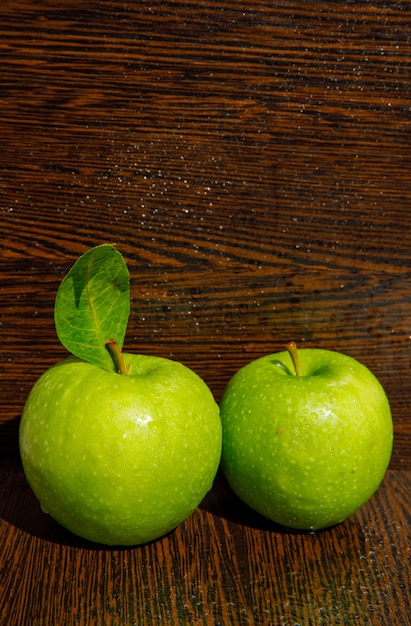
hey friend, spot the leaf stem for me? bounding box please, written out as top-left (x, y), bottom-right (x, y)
top-left (106, 339), bottom-right (127, 375)
top-left (286, 341), bottom-right (302, 376)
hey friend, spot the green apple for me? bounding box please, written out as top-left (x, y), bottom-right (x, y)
top-left (220, 343), bottom-right (393, 530)
top-left (19, 244), bottom-right (221, 546)
top-left (20, 352), bottom-right (221, 545)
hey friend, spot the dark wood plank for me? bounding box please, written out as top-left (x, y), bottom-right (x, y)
top-left (0, 1), bottom-right (410, 624)
top-left (0, 0), bottom-right (410, 465)
top-left (0, 459), bottom-right (410, 625)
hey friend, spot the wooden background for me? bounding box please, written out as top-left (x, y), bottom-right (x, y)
top-left (0, 1), bottom-right (410, 624)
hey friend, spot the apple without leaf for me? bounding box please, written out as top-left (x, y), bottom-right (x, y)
top-left (220, 342), bottom-right (393, 530)
top-left (19, 245), bottom-right (221, 545)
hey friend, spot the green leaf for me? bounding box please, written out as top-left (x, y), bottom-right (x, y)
top-left (55, 244), bottom-right (130, 371)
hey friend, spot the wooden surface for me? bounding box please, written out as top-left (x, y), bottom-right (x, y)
top-left (0, 1), bottom-right (410, 624)
top-left (1, 460), bottom-right (410, 625)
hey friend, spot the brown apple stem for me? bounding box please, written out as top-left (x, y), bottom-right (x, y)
top-left (106, 339), bottom-right (127, 375)
top-left (286, 341), bottom-right (302, 376)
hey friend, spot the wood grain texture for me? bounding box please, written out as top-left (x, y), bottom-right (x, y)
top-left (0, 460), bottom-right (410, 625)
top-left (0, 0), bottom-right (410, 466)
top-left (0, 2), bottom-right (410, 623)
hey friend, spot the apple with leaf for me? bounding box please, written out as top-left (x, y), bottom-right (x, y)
top-left (19, 244), bottom-right (222, 545)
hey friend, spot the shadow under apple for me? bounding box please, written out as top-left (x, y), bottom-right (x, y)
top-left (200, 469), bottom-right (320, 535)
top-left (0, 458), bottom-right (177, 550)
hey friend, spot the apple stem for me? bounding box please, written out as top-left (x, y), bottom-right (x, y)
top-left (106, 339), bottom-right (127, 375)
top-left (286, 341), bottom-right (303, 376)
